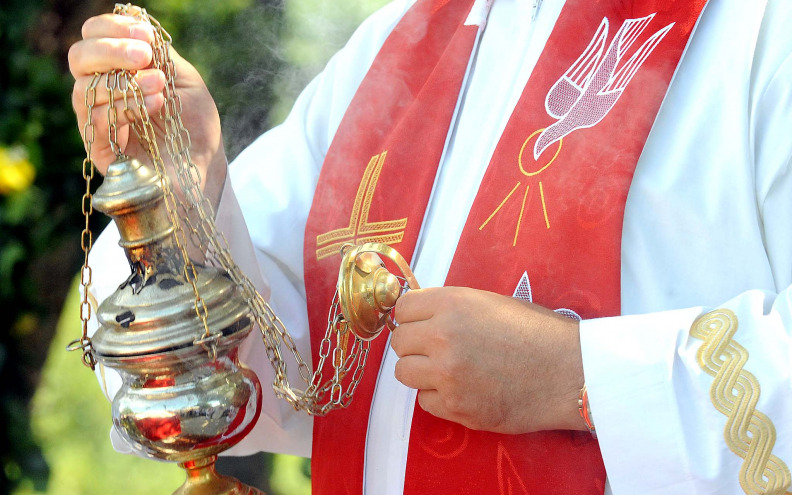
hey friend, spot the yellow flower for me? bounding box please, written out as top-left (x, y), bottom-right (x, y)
top-left (0, 145), bottom-right (36, 195)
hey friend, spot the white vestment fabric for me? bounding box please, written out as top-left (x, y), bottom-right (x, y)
top-left (88, 0), bottom-right (792, 493)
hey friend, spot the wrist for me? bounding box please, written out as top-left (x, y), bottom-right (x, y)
top-left (539, 314), bottom-right (587, 432)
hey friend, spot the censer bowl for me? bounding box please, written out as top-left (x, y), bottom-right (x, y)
top-left (110, 344), bottom-right (261, 462)
top-left (91, 231), bottom-right (263, 464)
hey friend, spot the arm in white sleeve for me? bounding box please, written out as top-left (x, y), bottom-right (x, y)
top-left (216, 0), bottom-right (416, 457)
top-left (580, 1), bottom-right (792, 492)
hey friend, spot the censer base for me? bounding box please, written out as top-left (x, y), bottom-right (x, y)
top-left (174, 455), bottom-right (266, 495)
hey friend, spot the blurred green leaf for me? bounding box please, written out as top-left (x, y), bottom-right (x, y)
top-left (0, 241), bottom-right (26, 296)
top-left (3, 187), bottom-right (44, 225)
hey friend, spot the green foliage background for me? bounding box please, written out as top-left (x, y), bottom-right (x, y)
top-left (0, 0), bottom-right (388, 494)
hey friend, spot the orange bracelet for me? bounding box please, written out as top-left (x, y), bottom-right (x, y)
top-left (578, 384), bottom-right (596, 437)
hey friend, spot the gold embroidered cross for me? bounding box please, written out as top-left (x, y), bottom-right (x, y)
top-left (315, 151), bottom-right (408, 260)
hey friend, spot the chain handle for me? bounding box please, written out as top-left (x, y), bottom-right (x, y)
top-left (72, 3), bottom-right (375, 415)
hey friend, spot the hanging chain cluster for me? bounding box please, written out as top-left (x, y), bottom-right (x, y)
top-left (70, 3), bottom-right (371, 416)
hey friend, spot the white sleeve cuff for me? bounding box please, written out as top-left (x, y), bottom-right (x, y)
top-left (580, 289), bottom-right (792, 494)
top-left (580, 305), bottom-right (733, 494)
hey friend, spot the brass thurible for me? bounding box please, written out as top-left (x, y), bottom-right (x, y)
top-left (90, 157), bottom-right (265, 495)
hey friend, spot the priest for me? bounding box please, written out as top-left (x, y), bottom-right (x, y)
top-left (69, 0), bottom-right (792, 493)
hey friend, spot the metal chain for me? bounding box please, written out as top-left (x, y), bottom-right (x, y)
top-left (123, 70), bottom-right (216, 359)
top-left (72, 3), bottom-right (372, 416)
top-left (66, 73), bottom-right (102, 370)
top-left (130, 5), bottom-right (374, 415)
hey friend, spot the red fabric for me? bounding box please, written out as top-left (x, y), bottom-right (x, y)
top-left (303, 0), bottom-right (707, 493)
top-left (304, 1), bottom-right (478, 493)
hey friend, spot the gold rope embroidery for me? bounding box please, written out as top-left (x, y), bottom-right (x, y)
top-left (690, 309), bottom-right (791, 495)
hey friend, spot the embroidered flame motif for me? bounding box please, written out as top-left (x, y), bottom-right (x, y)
top-left (480, 14), bottom-right (673, 245)
top-left (315, 151), bottom-right (408, 260)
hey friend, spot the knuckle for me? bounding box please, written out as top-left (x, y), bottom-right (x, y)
top-left (430, 323), bottom-right (451, 349)
top-left (433, 295), bottom-right (455, 316)
top-left (417, 393), bottom-right (436, 416)
top-left (442, 391), bottom-right (465, 417)
top-left (81, 17), bottom-right (96, 39)
top-left (127, 22), bottom-right (138, 41)
top-left (390, 332), bottom-right (402, 356)
top-left (445, 354), bottom-right (464, 376)
top-left (435, 368), bottom-right (451, 391)
top-left (71, 84), bottom-right (82, 111)
top-left (436, 355), bottom-right (465, 390)
top-left (82, 14), bottom-right (108, 39)
top-left (393, 359), bottom-right (406, 382)
top-left (444, 286), bottom-right (466, 307)
top-left (101, 38), bottom-right (118, 61)
top-left (394, 289), bottom-right (412, 316)
top-left (67, 43), bottom-right (81, 76)
top-left (99, 38), bottom-right (130, 66)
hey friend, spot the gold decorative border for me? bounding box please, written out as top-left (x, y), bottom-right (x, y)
top-left (690, 309), bottom-right (791, 494)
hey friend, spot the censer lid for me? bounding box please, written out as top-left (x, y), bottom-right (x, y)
top-left (92, 266), bottom-right (251, 358)
top-left (93, 157), bottom-right (162, 216)
top-left (92, 157), bottom-right (174, 249)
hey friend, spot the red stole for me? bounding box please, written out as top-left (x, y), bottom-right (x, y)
top-left (303, 0), bottom-right (707, 493)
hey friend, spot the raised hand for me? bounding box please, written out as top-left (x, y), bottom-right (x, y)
top-left (68, 13), bottom-right (226, 201)
top-left (390, 286), bottom-right (587, 434)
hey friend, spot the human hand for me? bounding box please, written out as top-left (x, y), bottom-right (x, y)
top-left (68, 13), bottom-right (226, 202)
top-left (391, 286), bottom-right (587, 434)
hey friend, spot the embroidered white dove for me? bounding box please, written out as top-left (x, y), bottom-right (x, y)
top-left (533, 14), bottom-right (674, 159)
top-left (479, 13), bottom-right (674, 242)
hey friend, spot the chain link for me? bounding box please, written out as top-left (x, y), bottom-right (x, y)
top-left (71, 3), bottom-right (373, 416)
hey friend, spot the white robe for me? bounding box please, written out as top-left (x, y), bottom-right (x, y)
top-left (89, 0), bottom-right (792, 493)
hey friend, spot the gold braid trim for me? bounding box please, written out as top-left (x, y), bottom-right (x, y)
top-left (690, 309), bottom-right (792, 495)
